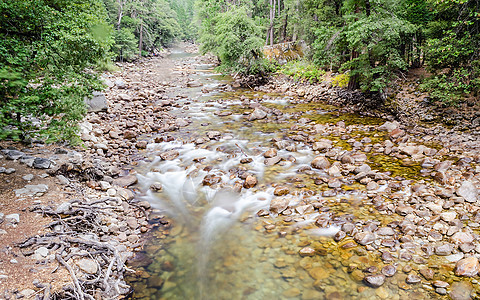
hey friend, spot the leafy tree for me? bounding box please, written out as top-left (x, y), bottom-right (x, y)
top-left (103, 0), bottom-right (182, 60)
top-left (198, 2), bottom-right (271, 75)
top-left (0, 0), bottom-right (112, 142)
top-left (421, 0), bottom-right (480, 104)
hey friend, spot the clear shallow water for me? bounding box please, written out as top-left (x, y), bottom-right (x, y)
top-left (125, 50), bottom-right (449, 299)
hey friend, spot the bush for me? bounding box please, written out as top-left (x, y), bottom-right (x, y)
top-left (331, 73), bottom-right (350, 88)
top-left (279, 61), bottom-right (325, 83)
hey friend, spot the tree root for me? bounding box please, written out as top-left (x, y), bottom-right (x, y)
top-left (16, 195), bottom-right (142, 299)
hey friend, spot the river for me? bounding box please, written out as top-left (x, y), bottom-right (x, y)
top-left (125, 47), bottom-right (478, 300)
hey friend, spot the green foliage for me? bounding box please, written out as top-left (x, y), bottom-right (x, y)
top-left (199, 5), bottom-right (268, 75)
top-left (419, 0), bottom-right (480, 105)
top-left (331, 73), bottom-right (350, 88)
top-left (168, 0), bottom-right (197, 41)
top-left (103, 0), bottom-right (183, 61)
top-left (279, 61), bottom-right (325, 82)
top-left (112, 27), bottom-right (138, 61)
top-left (312, 1), bottom-right (416, 93)
top-left (0, 0), bottom-right (112, 142)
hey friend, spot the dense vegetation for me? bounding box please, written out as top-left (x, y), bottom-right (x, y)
top-left (197, 0), bottom-right (479, 103)
top-left (0, 0), bottom-right (193, 142)
top-left (0, 0), bottom-right (111, 142)
top-left (0, 0), bottom-right (478, 142)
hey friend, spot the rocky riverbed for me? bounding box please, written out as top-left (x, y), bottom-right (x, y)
top-left (1, 45), bottom-right (480, 300)
top-left (124, 48), bottom-right (480, 300)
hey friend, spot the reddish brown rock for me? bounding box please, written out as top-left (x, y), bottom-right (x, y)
top-left (243, 175), bottom-right (257, 188)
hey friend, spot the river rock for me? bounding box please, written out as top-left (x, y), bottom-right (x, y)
top-left (311, 156), bottom-right (331, 169)
top-left (126, 217), bottom-right (139, 230)
top-left (85, 91), bottom-right (107, 112)
top-left (240, 157), bottom-right (253, 164)
top-left (14, 184), bottom-right (48, 197)
top-left (124, 130), bottom-right (137, 139)
top-left (441, 211), bottom-right (457, 222)
top-left (354, 232), bottom-right (376, 245)
top-left (114, 79), bottom-right (125, 88)
top-left (270, 197), bottom-right (289, 214)
top-left (419, 268), bottom-right (435, 280)
top-left (406, 273), bottom-right (421, 284)
top-left (249, 108), bottom-right (267, 120)
top-left (264, 148), bottom-right (277, 158)
top-left (56, 202), bottom-right (71, 214)
top-left (283, 287), bottom-right (301, 298)
top-left (175, 118), bottom-right (189, 127)
top-left (19, 289), bottom-right (35, 298)
top-left (77, 258), bottom-right (98, 274)
top-left (435, 243), bottom-right (453, 256)
top-left (117, 188), bottom-right (134, 200)
top-left (451, 231), bottom-right (474, 244)
top-left (6, 214), bottom-right (20, 224)
top-left (203, 174), bottom-right (221, 186)
top-left (455, 257), bottom-right (480, 277)
top-left (457, 181), bottom-right (478, 203)
top-left (450, 281), bottom-right (473, 300)
top-left (22, 174), bottom-right (34, 181)
top-left (308, 267), bottom-right (330, 280)
top-left (381, 265), bottom-right (396, 277)
top-left (378, 121), bottom-right (399, 132)
top-left (34, 247), bottom-right (49, 260)
top-left (206, 131), bottom-right (221, 139)
top-left (33, 157), bottom-right (51, 169)
top-left (150, 183), bottom-right (162, 191)
top-left (299, 247), bottom-right (315, 257)
top-left (160, 150), bottom-right (179, 160)
top-left (363, 274), bottom-right (385, 287)
top-left (4, 150), bottom-right (25, 160)
top-left (273, 186), bottom-right (289, 196)
top-left (113, 175), bottom-right (138, 187)
top-left (265, 156), bottom-right (282, 166)
top-left (243, 175), bottom-right (257, 188)
top-left (136, 141), bottom-right (147, 149)
top-left (147, 275), bottom-right (164, 288)
top-left (312, 140), bottom-right (333, 151)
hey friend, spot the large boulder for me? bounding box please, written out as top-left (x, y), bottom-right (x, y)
top-left (85, 91), bottom-right (108, 113)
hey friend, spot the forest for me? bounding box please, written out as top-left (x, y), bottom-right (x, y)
top-left (0, 0), bottom-right (479, 142)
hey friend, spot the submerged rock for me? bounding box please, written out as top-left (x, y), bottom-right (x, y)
top-left (311, 156), bottom-right (331, 169)
top-left (269, 197), bottom-right (289, 214)
top-left (249, 108), bottom-right (267, 120)
top-left (455, 257), bottom-right (480, 277)
top-left (363, 274), bottom-right (385, 288)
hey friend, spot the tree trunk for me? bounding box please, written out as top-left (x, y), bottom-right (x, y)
top-left (270, 0), bottom-right (276, 46)
top-left (282, 13), bottom-right (288, 42)
top-left (116, 0), bottom-right (125, 30)
top-left (266, 0), bottom-right (273, 45)
top-left (139, 21), bottom-right (143, 57)
top-left (365, 0), bottom-right (371, 17)
top-left (348, 50), bottom-right (359, 90)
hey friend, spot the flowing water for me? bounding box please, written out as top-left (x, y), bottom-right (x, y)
top-left (125, 49), bottom-right (454, 299)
